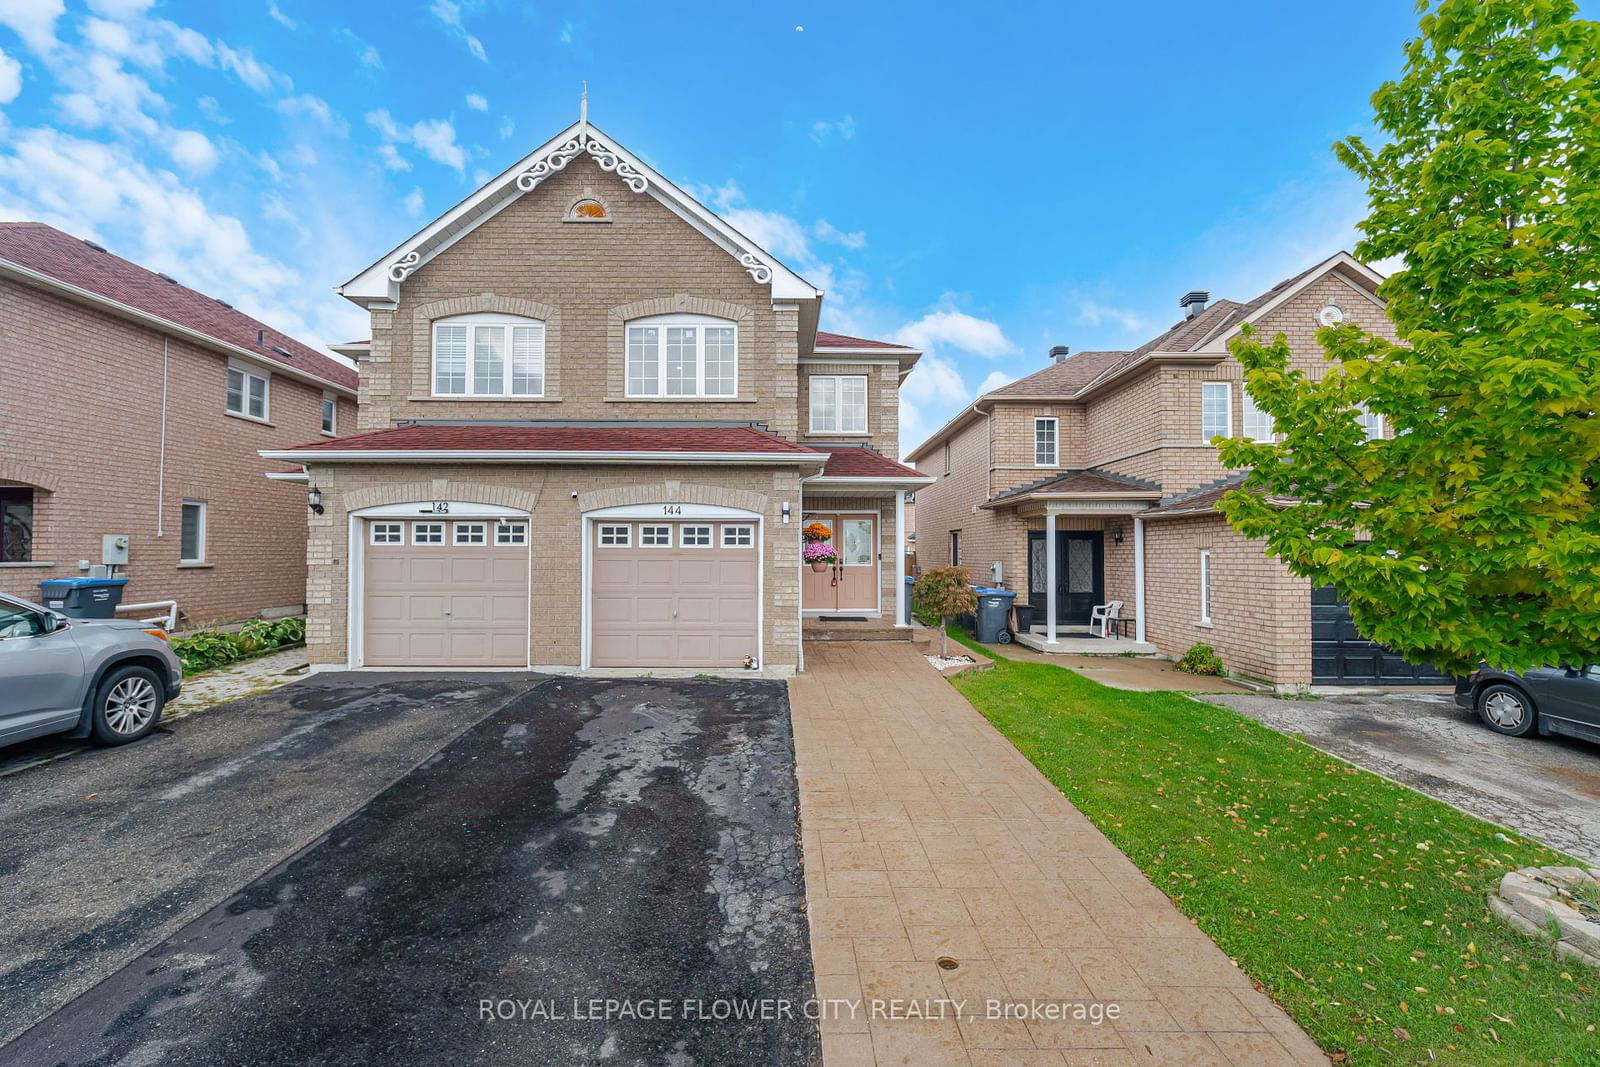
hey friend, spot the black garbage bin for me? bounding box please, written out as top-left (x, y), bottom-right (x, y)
top-left (974, 587), bottom-right (1017, 644)
top-left (38, 577), bottom-right (128, 619)
top-left (1012, 602), bottom-right (1035, 636)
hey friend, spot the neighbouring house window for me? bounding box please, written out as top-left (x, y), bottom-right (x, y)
top-left (432, 314), bottom-right (546, 397)
top-left (640, 525), bottom-right (673, 547)
top-left (453, 522), bottom-right (488, 545)
top-left (1357, 405), bottom-right (1384, 440)
top-left (1199, 549), bottom-right (1212, 624)
top-left (625, 315), bottom-right (737, 398)
top-left (950, 530), bottom-right (962, 566)
top-left (1034, 417), bottom-right (1059, 467)
top-left (722, 525), bottom-right (754, 548)
top-left (412, 522), bottom-right (445, 544)
top-left (943, 444), bottom-right (952, 475)
top-left (496, 522), bottom-right (528, 545)
top-left (1, 487), bottom-right (34, 563)
top-left (321, 394), bottom-right (337, 434)
top-left (1201, 382), bottom-right (1231, 441)
top-left (1241, 390), bottom-right (1274, 442)
top-left (227, 365), bottom-right (269, 420)
top-left (598, 524), bottom-right (631, 547)
top-left (370, 522), bottom-right (403, 545)
top-left (810, 375), bottom-right (868, 433)
top-left (180, 501), bottom-right (206, 563)
top-left (680, 525), bottom-right (712, 548)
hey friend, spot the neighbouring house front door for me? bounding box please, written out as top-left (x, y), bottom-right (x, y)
top-left (1027, 530), bottom-right (1103, 626)
top-left (802, 513), bottom-right (879, 614)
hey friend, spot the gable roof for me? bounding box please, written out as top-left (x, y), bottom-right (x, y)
top-left (0, 222), bottom-right (358, 394)
top-left (340, 118), bottom-right (822, 307)
top-left (985, 468), bottom-right (1163, 506)
top-left (812, 445), bottom-right (931, 481)
top-left (986, 351), bottom-right (1129, 398)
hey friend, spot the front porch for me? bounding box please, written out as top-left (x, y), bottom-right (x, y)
top-left (1014, 624), bottom-right (1158, 655)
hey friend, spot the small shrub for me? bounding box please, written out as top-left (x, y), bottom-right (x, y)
top-left (171, 616), bottom-right (307, 676)
top-left (1175, 642), bottom-right (1226, 676)
top-left (912, 567), bottom-right (978, 658)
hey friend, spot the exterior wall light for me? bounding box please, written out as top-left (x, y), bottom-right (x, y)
top-left (308, 486), bottom-right (324, 515)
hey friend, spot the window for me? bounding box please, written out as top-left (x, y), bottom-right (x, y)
top-left (1034, 417), bottom-right (1059, 467)
top-left (1199, 549), bottom-right (1212, 625)
top-left (1201, 382), bottom-right (1231, 441)
top-left (0, 597), bottom-right (47, 640)
top-left (227, 365), bottom-right (269, 420)
top-left (943, 444), bottom-right (952, 475)
top-left (1241, 390), bottom-right (1274, 442)
top-left (722, 525), bottom-right (754, 548)
top-left (640, 525), bottom-right (673, 547)
top-left (453, 522), bottom-right (487, 545)
top-left (625, 316), bottom-right (737, 398)
top-left (496, 521), bottom-right (528, 546)
top-left (321, 394), bottom-right (337, 435)
top-left (180, 501), bottom-right (206, 563)
top-left (950, 530), bottom-right (962, 566)
top-left (680, 525), bottom-right (712, 547)
top-left (0, 487), bottom-right (33, 563)
top-left (810, 375), bottom-right (868, 433)
top-left (432, 314), bottom-right (545, 397)
top-left (412, 522), bottom-right (445, 544)
top-left (370, 522), bottom-right (403, 545)
top-left (598, 524), bottom-right (631, 547)
top-left (1357, 405), bottom-right (1384, 441)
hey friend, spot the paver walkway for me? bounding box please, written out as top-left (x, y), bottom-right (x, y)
top-left (789, 641), bottom-right (1326, 1066)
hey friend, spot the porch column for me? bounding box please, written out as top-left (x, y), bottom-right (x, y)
top-left (1134, 515), bottom-right (1146, 643)
top-left (894, 490), bottom-right (908, 628)
top-left (1045, 509), bottom-right (1058, 645)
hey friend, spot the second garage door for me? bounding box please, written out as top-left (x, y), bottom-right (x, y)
top-left (590, 520), bottom-right (759, 668)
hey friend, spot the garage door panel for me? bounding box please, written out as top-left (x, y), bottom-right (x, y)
top-left (677, 559), bottom-right (716, 584)
top-left (636, 559), bottom-right (676, 585)
top-left (407, 558), bottom-right (450, 585)
top-left (1311, 584), bottom-right (1449, 684)
top-left (449, 595), bottom-right (489, 623)
top-left (635, 596), bottom-right (675, 624)
top-left (635, 634), bottom-right (676, 660)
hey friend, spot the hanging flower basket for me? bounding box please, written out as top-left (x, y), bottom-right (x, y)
top-left (803, 540), bottom-right (838, 572)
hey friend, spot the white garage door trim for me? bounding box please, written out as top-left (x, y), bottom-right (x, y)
top-left (581, 502), bottom-right (763, 671)
top-left (347, 500), bottom-right (532, 669)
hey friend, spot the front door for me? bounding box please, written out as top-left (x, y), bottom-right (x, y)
top-left (802, 513), bottom-right (879, 613)
top-left (1027, 531), bottom-right (1103, 625)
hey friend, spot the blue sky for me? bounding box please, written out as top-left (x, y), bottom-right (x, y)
top-left (0, 0), bottom-right (1423, 453)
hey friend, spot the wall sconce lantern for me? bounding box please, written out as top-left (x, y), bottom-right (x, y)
top-left (1112, 524), bottom-right (1124, 545)
top-left (782, 501), bottom-right (791, 524)
top-left (308, 486), bottom-right (324, 515)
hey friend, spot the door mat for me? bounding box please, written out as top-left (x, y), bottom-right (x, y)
top-left (818, 616), bottom-right (869, 622)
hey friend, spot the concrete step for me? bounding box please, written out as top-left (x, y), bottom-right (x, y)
top-left (803, 626), bottom-right (913, 643)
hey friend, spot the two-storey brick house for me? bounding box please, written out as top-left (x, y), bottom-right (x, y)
top-left (263, 117), bottom-right (930, 674)
top-left (905, 253), bottom-right (1447, 689)
top-left (0, 223), bottom-right (359, 626)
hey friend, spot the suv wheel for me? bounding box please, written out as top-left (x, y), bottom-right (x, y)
top-left (1477, 683), bottom-right (1537, 737)
top-left (90, 665), bottom-right (165, 745)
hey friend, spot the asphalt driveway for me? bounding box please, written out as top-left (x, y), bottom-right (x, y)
top-left (1204, 689), bottom-right (1600, 864)
top-left (0, 674), bottom-right (817, 1066)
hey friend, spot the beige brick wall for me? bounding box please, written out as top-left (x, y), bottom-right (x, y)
top-left (0, 277), bottom-right (354, 626)
top-left (796, 362), bottom-right (900, 456)
top-left (988, 401), bottom-right (1086, 495)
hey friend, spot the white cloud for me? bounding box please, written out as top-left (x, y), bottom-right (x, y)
top-left (165, 127), bottom-right (216, 172)
top-left (0, 0), bottom-right (65, 54)
top-left (814, 218), bottom-right (865, 250)
top-left (723, 207), bottom-right (812, 264)
top-left (277, 92), bottom-right (344, 131)
top-left (810, 115), bottom-right (856, 144)
top-left (367, 109), bottom-right (464, 173)
top-left (86, 0), bottom-right (153, 17)
top-left (0, 46), bottom-right (21, 104)
top-left (978, 370), bottom-right (1015, 394)
top-left (196, 95), bottom-right (227, 123)
top-left (334, 28), bottom-right (381, 68)
top-left (430, 0), bottom-right (486, 62)
top-left (557, 19), bottom-right (574, 45)
top-left (376, 142), bottom-right (410, 171)
top-left (498, 116), bottom-right (514, 140)
top-left (894, 309), bottom-right (1017, 359)
top-left (465, 92), bottom-right (487, 111)
top-left (403, 186), bottom-right (425, 217)
top-left (1076, 298), bottom-right (1145, 333)
top-left (266, 1), bottom-right (295, 29)
top-left (215, 41), bottom-right (288, 94)
top-left (897, 355), bottom-right (971, 455)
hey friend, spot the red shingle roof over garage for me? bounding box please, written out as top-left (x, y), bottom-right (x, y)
top-left (815, 446), bottom-right (930, 479)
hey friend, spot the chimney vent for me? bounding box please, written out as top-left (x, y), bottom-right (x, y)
top-left (1049, 345), bottom-right (1070, 364)
top-left (1179, 290), bottom-right (1209, 319)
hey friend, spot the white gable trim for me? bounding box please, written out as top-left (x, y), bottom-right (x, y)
top-left (339, 120), bottom-right (821, 305)
top-left (1193, 252), bottom-right (1385, 352)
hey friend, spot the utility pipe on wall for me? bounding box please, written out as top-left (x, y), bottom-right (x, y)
top-left (156, 336), bottom-right (169, 538)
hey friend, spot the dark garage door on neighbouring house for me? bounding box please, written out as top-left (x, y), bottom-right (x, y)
top-left (1311, 585), bottom-right (1452, 685)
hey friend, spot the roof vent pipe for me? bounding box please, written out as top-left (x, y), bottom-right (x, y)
top-left (1179, 290), bottom-right (1209, 319)
top-left (1049, 345), bottom-right (1070, 364)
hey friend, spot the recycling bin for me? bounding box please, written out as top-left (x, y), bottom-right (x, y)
top-left (974, 587), bottom-right (1017, 644)
top-left (904, 575), bottom-right (915, 625)
top-left (38, 576), bottom-right (128, 619)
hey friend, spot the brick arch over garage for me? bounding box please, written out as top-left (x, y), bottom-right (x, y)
top-left (576, 481), bottom-right (768, 515)
top-left (342, 479), bottom-right (542, 515)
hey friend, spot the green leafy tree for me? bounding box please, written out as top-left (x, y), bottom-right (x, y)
top-left (913, 567), bottom-right (978, 658)
top-left (1218, 0), bottom-right (1600, 674)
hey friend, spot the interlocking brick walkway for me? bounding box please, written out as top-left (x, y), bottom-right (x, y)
top-left (789, 641), bottom-right (1326, 1066)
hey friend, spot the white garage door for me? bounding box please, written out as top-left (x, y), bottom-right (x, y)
top-left (363, 518), bottom-right (529, 667)
top-left (589, 520), bottom-right (759, 668)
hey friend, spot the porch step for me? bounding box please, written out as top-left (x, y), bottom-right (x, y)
top-left (803, 625), bottom-right (913, 643)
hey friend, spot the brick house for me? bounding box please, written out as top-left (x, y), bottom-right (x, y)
top-left (0, 223), bottom-right (359, 626)
top-left (261, 116), bottom-right (930, 675)
top-left (905, 253), bottom-right (1448, 689)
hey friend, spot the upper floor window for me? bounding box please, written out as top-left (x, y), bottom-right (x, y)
top-left (625, 315), bottom-right (737, 398)
top-left (0, 487), bottom-right (33, 563)
top-left (1034, 417), bottom-right (1059, 467)
top-left (1201, 382), bottom-right (1231, 441)
top-left (227, 364), bottom-right (269, 421)
top-left (1241, 391), bottom-right (1274, 442)
top-left (321, 394), bottom-right (337, 435)
top-left (433, 314), bottom-right (545, 398)
top-left (1356, 405), bottom-right (1384, 441)
top-left (810, 375), bottom-right (868, 434)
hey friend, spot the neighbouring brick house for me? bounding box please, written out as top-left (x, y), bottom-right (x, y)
top-left (906, 252), bottom-right (1449, 689)
top-left (262, 115), bottom-right (930, 675)
top-left (0, 223), bottom-right (359, 627)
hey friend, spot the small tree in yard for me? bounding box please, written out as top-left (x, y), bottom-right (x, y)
top-left (1218, 0), bottom-right (1600, 674)
top-left (913, 567), bottom-right (978, 658)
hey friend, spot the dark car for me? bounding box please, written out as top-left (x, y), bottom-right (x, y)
top-left (1455, 665), bottom-right (1600, 744)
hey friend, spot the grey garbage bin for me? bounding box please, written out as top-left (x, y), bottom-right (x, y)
top-left (904, 576), bottom-right (915, 625)
top-left (974, 587), bottom-right (1017, 644)
top-left (38, 576), bottom-right (128, 619)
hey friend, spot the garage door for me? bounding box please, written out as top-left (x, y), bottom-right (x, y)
top-left (1311, 585), bottom-right (1450, 684)
top-left (363, 518), bottom-right (529, 667)
top-left (590, 520), bottom-right (759, 668)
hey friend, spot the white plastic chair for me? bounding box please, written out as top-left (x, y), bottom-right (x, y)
top-left (1090, 600), bottom-right (1124, 638)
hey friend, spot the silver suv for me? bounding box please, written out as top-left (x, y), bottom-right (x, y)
top-left (0, 591), bottom-right (183, 747)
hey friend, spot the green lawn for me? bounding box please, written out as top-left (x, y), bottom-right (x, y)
top-left (946, 631), bottom-right (1597, 1064)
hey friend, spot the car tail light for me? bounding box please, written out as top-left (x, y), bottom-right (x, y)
top-left (143, 628), bottom-right (169, 641)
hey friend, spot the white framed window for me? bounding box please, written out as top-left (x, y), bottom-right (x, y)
top-left (625, 315), bottom-right (737, 398)
top-left (180, 500), bottom-right (207, 563)
top-left (370, 522), bottom-right (403, 545)
top-left (680, 525), bottom-right (712, 547)
top-left (639, 525), bottom-right (673, 547)
top-left (321, 393), bottom-right (337, 435)
top-left (943, 443), bottom-right (952, 475)
top-left (1201, 382), bottom-right (1231, 441)
top-left (809, 375), bottom-right (868, 433)
top-left (453, 522), bottom-right (488, 545)
top-left (1241, 390), bottom-right (1274, 442)
top-left (1199, 549), bottom-right (1212, 625)
top-left (598, 524), bottom-right (631, 547)
top-left (1357, 405), bottom-right (1384, 441)
top-left (722, 525), bottom-right (754, 548)
top-left (1034, 417), bottom-right (1059, 467)
top-left (950, 530), bottom-right (962, 566)
top-left (496, 521), bottom-right (528, 545)
top-left (227, 365), bottom-right (269, 420)
top-left (432, 314), bottom-right (545, 398)
top-left (412, 522), bottom-right (445, 545)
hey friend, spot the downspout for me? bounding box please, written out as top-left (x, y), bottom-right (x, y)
top-left (1134, 516), bottom-right (1146, 643)
top-left (156, 336), bottom-right (169, 537)
top-left (797, 472), bottom-right (823, 672)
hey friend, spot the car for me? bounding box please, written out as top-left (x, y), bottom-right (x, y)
top-left (1455, 664), bottom-right (1600, 745)
top-left (0, 590), bottom-right (182, 748)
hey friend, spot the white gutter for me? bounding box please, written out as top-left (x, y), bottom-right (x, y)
top-left (265, 470), bottom-right (311, 482)
top-left (259, 448), bottom-right (832, 465)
